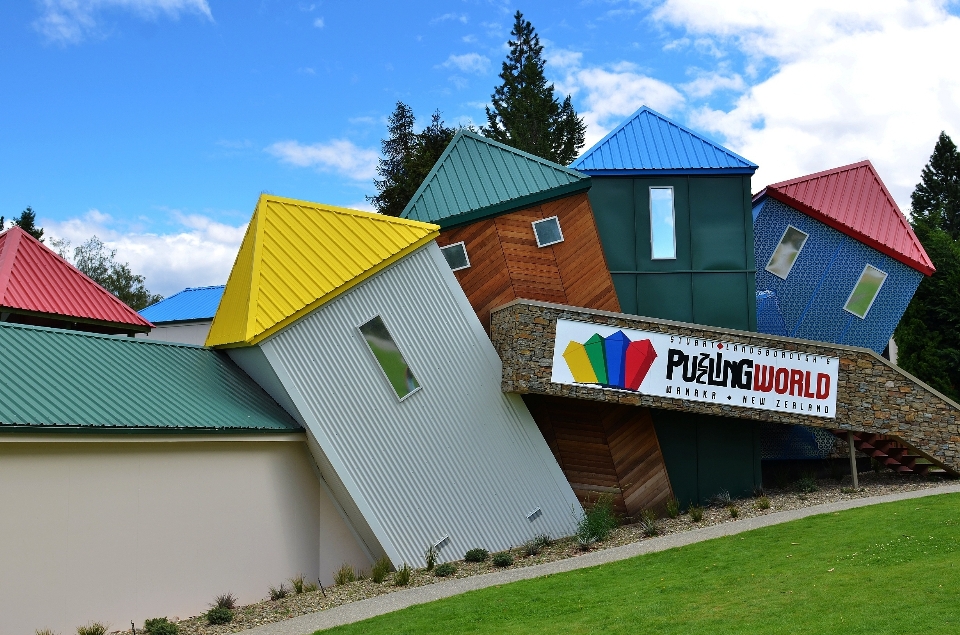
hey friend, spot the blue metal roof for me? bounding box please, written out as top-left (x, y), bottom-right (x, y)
top-left (140, 285), bottom-right (225, 324)
top-left (570, 106), bottom-right (758, 175)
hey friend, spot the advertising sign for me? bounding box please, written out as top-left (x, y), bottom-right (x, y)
top-left (551, 319), bottom-right (838, 419)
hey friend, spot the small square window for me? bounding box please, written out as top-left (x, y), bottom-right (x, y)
top-left (440, 242), bottom-right (471, 271)
top-left (532, 216), bottom-right (564, 248)
top-left (649, 187), bottom-right (676, 260)
top-left (766, 225), bottom-right (809, 279)
top-left (358, 315), bottom-right (421, 400)
top-left (844, 264), bottom-right (887, 319)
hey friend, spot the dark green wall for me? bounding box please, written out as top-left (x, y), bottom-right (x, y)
top-left (589, 175), bottom-right (757, 331)
top-left (652, 410), bottom-right (762, 508)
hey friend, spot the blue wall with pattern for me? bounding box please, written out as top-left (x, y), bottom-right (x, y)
top-left (753, 198), bottom-right (923, 354)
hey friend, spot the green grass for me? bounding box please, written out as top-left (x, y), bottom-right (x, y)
top-left (318, 494), bottom-right (960, 634)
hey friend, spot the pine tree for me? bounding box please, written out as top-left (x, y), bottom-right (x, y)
top-left (484, 11), bottom-right (586, 165)
top-left (895, 132), bottom-right (960, 400)
top-left (11, 206), bottom-right (44, 242)
top-left (369, 103), bottom-right (455, 216)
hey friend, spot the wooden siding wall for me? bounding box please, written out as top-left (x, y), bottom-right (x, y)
top-left (438, 192), bottom-right (620, 329)
top-left (523, 395), bottom-right (674, 518)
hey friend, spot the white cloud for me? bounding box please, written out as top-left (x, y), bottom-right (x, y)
top-left (680, 71), bottom-right (745, 98)
top-left (44, 209), bottom-right (245, 296)
top-left (432, 13), bottom-right (468, 24)
top-left (313, 17), bottom-right (324, 28)
top-left (266, 139), bottom-right (379, 181)
top-left (440, 53), bottom-right (490, 75)
top-left (35, 0), bottom-right (212, 44)
top-left (653, 0), bottom-right (960, 208)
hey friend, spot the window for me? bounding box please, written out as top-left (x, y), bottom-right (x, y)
top-left (765, 225), bottom-right (809, 279)
top-left (532, 216), bottom-right (564, 248)
top-left (649, 187), bottom-right (676, 260)
top-left (358, 316), bottom-right (421, 400)
top-left (440, 242), bottom-right (471, 271)
top-left (844, 264), bottom-right (888, 319)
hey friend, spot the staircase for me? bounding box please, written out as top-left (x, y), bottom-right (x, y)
top-left (832, 431), bottom-right (953, 476)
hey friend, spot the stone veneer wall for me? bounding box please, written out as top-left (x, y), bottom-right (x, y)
top-left (490, 300), bottom-right (960, 474)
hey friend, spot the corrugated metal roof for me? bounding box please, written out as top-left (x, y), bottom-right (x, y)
top-left (401, 130), bottom-right (590, 227)
top-left (570, 106), bottom-right (758, 175)
top-left (0, 227), bottom-right (153, 330)
top-left (756, 160), bottom-right (935, 276)
top-left (206, 194), bottom-right (440, 348)
top-left (140, 285), bottom-right (225, 323)
top-left (0, 321), bottom-right (299, 432)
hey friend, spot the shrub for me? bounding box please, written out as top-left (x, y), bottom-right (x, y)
top-left (754, 496), bottom-right (771, 510)
top-left (206, 607), bottom-right (233, 625)
top-left (268, 583), bottom-right (289, 601)
top-left (638, 509), bottom-right (661, 537)
top-left (143, 617), bottom-right (178, 635)
top-left (371, 556), bottom-right (392, 583)
top-left (533, 533), bottom-right (552, 548)
top-left (689, 505), bottom-right (704, 522)
top-left (709, 489), bottom-right (732, 507)
top-left (492, 551), bottom-right (514, 567)
top-left (576, 493), bottom-right (620, 544)
top-left (575, 531), bottom-right (597, 551)
top-left (727, 505), bottom-right (739, 518)
top-left (433, 562), bottom-right (456, 577)
top-left (464, 548), bottom-right (489, 562)
top-left (393, 563), bottom-right (411, 586)
top-left (76, 624), bottom-right (108, 635)
top-left (796, 476), bottom-right (818, 493)
top-left (424, 544), bottom-right (439, 571)
top-left (210, 592), bottom-right (236, 610)
top-left (665, 498), bottom-right (680, 519)
top-left (334, 563), bottom-right (356, 585)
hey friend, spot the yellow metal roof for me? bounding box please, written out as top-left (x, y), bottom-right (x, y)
top-left (206, 194), bottom-right (440, 348)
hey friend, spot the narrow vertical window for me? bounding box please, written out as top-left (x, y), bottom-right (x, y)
top-left (440, 242), bottom-right (471, 271)
top-left (358, 316), bottom-right (421, 400)
top-left (844, 265), bottom-right (887, 319)
top-left (532, 216), bottom-right (564, 248)
top-left (765, 225), bottom-right (809, 279)
top-left (649, 187), bottom-right (676, 260)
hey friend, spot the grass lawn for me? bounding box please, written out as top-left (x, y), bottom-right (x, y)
top-left (319, 493), bottom-right (960, 634)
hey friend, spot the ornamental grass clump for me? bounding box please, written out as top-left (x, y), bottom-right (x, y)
top-left (334, 563), bottom-right (357, 585)
top-left (688, 505), bottom-right (704, 523)
top-left (424, 544), bottom-right (439, 571)
top-left (433, 562), bottom-right (456, 577)
top-left (371, 556), bottom-right (392, 583)
top-left (576, 493), bottom-right (619, 546)
top-left (492, 551), bottom-right (514, 567)
top-left (709, 489), bottom-right (732, 507)
top-left (268, 583), bottom-right (289, 601)
top-left (393, 563), bottom-right (412, 586)
top-left (143, 617), bottom-right (178, 635)
top-left (638, 509), bottom-right (661, 537)
top-left (205, 593), bottom-right (236, 625)
top-left (522, 538), bottom-right (542, 556)
top-left (464, 548), bottom-right (489, 562)
top-left (665, 498), bottom-right (680, 519)
top-left (796, 476), bottom-right (818, 494)
top-left (727, 505), bottom-right (739, 518)
top-left (77, 624), bottom-right (108, 635)
top-left (533, 533), bottom-right (552, 548)
top-left (754, 495), bottom-right (771, 510)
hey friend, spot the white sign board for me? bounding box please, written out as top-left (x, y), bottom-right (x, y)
top-left (551, 319), bottom-right (838, 419)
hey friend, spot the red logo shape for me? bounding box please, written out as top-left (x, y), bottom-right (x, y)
top-left (625, 339), bottom-right (657, 390)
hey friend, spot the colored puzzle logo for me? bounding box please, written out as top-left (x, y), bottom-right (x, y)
top-left (562, 331), bottom-right (658, 390)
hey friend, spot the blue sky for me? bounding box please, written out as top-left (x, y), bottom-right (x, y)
top-left (2, 1), bottom-right (959, 295)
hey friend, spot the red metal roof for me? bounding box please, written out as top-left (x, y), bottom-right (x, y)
top-left (755, 160), bottom-right (935, 276)
top-left (0, 227), bottom-right (153, 329)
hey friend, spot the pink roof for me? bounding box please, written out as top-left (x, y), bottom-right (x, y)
top-left (755, 160), bottom-right (935, 276)
top-left (0, 227), bottom-right (153, 330)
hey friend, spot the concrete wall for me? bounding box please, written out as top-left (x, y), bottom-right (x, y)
top-left (136, 320), bottom-right (212, 345)
top-left (0, 435), bottom-right (368, 635)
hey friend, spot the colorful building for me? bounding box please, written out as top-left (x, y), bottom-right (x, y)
top-left (139, 285), bottom-right (225, 345)
top-left (753, 160), bottom-right (934, 354)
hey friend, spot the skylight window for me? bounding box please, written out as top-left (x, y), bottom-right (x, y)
top-left (440, 242), bottom-right (471, 271)
top-left (844, 265), bottom-right (887, 319)
top-left (649, 187), bottom-right (676, 260)
top-left (766, 225), bottom-right (809, 279)
top-left (358, 316), bottom-right (421, 400)
top-left (532, 216), bottom-right (564, 248)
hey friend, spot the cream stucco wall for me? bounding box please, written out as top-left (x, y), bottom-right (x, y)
top-left (136, 321), bottom-right (212, 345)
top-left (0, 435), bottom-right (369, 635)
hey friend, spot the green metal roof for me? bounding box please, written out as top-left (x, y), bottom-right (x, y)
top-left (0, 322), bottom-right (300, 433)
top-left (401, 130), bottom-right (591, 228)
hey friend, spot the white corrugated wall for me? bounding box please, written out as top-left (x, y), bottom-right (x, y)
top-left (258, 242), bottom-right (580, 566)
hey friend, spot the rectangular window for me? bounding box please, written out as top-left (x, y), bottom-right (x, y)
top-left (765, 225), bottom-right (809, 279)
top-left (532, 216), bottom-right (564, 248)
top-left (844, 264), bottom-right (888, 319)
top-left (649, 187), bottom-right (676, 260)
top-left (358, 315), bottom-right (421, 400)
top-left (440, 242), bottom-right (471, 271)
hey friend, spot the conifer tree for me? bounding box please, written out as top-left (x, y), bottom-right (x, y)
top-left (484, 11), bottom-right (586, 165)
top-left (10, 206), bottom-right (44, 242)
top-left (895, 132), bottom-right (960, 400)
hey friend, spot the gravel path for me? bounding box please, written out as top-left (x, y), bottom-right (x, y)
top-left (229, 479), bottom-right (960, 635)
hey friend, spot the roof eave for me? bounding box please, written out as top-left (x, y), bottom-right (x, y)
top-left (575, 167), bottom-right (758, 176)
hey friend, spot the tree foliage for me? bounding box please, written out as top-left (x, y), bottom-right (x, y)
top-left (55, 236), bottom-right (163, 311)
top-left (368, 102), bottom-right (456, 216)
top-left (484, 11), bottom-right (586, 165)
top-left (895, 132), bottom-right (960, 400)
top-left (2, 206), bottom-right (45, 242)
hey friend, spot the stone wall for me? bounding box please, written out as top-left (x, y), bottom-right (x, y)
top-left (490, 300), bottom-right (960, 474)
